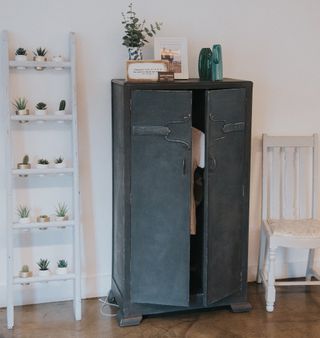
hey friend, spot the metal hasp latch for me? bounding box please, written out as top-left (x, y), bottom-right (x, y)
top-left (209, 113), bottom-right (245, 141)
top-left (133, 114), bottom-right (191, 149)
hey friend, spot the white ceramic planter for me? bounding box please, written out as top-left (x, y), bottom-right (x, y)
top-left (56, 215), bottom-right (67, 222)
top-left (52, 55), bottom-right (63, 70)
top-left (37, 163), bottom-right (49, 169)
top-left (35, 109), bottom-right (47, 116)
top-left (19, 217), bottom-right (30, 224)
top-left (15, 55), bottom-right (27, 70)
top-left (54, 162), bottom-right (66, 169)
top-left (56, 267), bottom-right (67, 275)
top-left (54, 110), bottom-right (66, 115)
top-left (38, 270), bottom-right (50, 277)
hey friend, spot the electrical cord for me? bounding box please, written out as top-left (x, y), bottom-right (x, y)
top-left (99, 297), bottom-right (119, 317)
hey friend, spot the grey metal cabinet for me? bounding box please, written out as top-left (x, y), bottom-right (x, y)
top-left (110, 79), bottom-right (253, 326)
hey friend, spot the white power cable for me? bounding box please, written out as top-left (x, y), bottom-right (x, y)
top-left (99, 297), bottom-right (119, 317)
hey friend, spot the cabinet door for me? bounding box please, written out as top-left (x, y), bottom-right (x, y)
top-left (205, 88), bottom-right (248, 304)
top-left (130, 90), bottom-right (192, 306)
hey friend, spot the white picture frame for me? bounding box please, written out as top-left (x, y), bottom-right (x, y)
top-left (154, 37), bottom-right (189, 80)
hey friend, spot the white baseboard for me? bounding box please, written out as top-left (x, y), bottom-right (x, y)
top-left (0, 273), bottom-right (111, 308)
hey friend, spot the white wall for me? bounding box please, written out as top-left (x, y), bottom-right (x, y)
top-left (1, 0), bottom-right (320, 307)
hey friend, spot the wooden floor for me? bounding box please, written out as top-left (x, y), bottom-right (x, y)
top-left (1, 282), bottom-right (320, 337)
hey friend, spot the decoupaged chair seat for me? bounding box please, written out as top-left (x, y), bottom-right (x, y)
top-left (257, 134), bottom-right (320, 312)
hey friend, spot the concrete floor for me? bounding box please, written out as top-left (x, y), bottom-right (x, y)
top-left (1, 282), bottom-right (320, 338)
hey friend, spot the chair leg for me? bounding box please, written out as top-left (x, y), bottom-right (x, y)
top-left (266, 247), bottom-right (276, 312)
top-left (306, 249), bottom-right (315, 281)
top-left (257, 226), bottom-right (266, 283)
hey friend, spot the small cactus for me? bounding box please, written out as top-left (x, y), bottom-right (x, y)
top-left (22, 155), bottom-right (29, 165)
top-left (59, 100), bottom-right (66, 111)
top-left (21, 265), bottom-right (29, 272)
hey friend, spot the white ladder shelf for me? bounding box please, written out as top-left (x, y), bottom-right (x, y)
top-left (1, 31), bottom-right (82, 329)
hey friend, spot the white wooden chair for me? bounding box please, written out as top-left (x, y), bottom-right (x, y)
top-left (257, 134), bottom-right (320, 312)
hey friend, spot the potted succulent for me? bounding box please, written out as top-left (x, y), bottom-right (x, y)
top-left (56, 259), bottom-right (68, 275)
top-left (17, 155), bottom-right (31, 170)
top-left (19, 265), bottom-right (32, 278)
top-left (55, 202), bottom-right (68, 221)
top-left (37, 214), bottom-right (50, 230)
top-left (37, 258), bottom-right (50, 277)
top-left (35, 102), bottom-right (47, 116)
top-left (12, 97), bottom-right (29, 116)
top-left (54, 156), bottom-right (66, 168)
top-left (54, 100), bottom-right (66, 115)
top-left (121, 3), bottom-right (162, 60)
top-left (33, 47), bottom-right (48, 70)
top-left (17, 205), bottom-right (31, 224)
top-left (37, 158), bottom-right (49, 169)
top-left (15, 48), bottom-right (27, 70)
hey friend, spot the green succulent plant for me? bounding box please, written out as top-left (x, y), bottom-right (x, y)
top-left (12, 97), bottom-right (27, 110)
top-left (21, 265), bottom-right (29, 272)
top-left (33, 47), bottom-right (47, 57)
top-left (36, 102), bottom-right (47, 110)
top-left (54, 156), bottom-right (64, 164)
top-left (57, 259), bottom-right (68, 268)
top-left (121, 3), bottom-right (162, 48)
top-left (38, 158), bottom-right (49, 165)
top-left (15, 48), bottom-right (27, 56)
top-left (37, 258), bottom-right (50, 271)
top-left (17, 205), bottom-right (30, 218)
top-left (55, 202), bottom-right (68, 217)
top-left (59, 100), bottom-right (66, 111)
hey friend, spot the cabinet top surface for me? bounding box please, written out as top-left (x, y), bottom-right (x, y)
top-left (112, 78), bottom-right (253, 89)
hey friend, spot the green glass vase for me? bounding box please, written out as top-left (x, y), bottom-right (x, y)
top-left (198, 48), bottom-right (212, 80)
top-left (212, 44), bottom-right (223, 80)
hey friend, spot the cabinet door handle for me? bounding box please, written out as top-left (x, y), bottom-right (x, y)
top-left (182, 158), bottom-right (186, 175)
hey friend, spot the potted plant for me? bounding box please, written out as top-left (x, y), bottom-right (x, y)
top-left (33, 47), bottom-right (48, 70)
top-left (121, 3), bottom-right (162, 60)
top-left (15, 48), bottom-right (27, 70)
top-left (19, 265), bottom-right (32, 278)
top-left (56, 259), bottom-right (68, 274)
top-left (12, 97), bottom-right (29, 116)
top-left (54, 156), bottom-right (66, 168)
top-left (55, 202), bottom-right (68, 221)
top-left (37, 158), bottom-right (49, 169)
top-left (35, 102), bottom-right (47, 116)
top-left (37, 258), bottom-right (50, 277)
top-left (17, 205), bottom-right (31, 224)
top-left (54, 100), bottom-right (66, 115)
top-left (17, 155), bottom-right (31, 170)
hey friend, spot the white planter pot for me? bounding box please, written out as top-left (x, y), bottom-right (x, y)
top-left (52, 55), bottom-right (63, 70)
top-left (15, 55), bottom-right (27, 69)
top-left (38, 270), bottom-right (50, 277)
top-left (35, 109), bottom-right (47, 116)
top-left (19, 217), bottom-right (30, 224)
top-left (56, 267), bottom-right (67, 275)
top-left (54, 110), bottom-right (66, 115)
top-left (56, 216), bottom-right (67, 222)
top-left (54, 162), bottom-right (66, 169)
top-left (37, 163), bottom-right (49, 169)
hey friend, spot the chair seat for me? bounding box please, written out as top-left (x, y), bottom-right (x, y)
top-left (267, 219), bottom-right (320, 238)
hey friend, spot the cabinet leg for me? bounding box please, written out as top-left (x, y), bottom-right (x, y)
top-left (117, 311), bottom-right (143, 327)
top-left (107, 289), bottom-right (117, 304)
top-left (230, 302), bottom-right (252, 313)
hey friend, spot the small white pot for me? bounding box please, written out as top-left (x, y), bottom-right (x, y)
top-left (35, 109), bottom-right (47, 116)
top-left (56, 267), bottom-right (67, 275)
top-left (38, 270), bottom-right (50, 277)
top-left (37, 163), bottom-right (49, 169)
top-left (52, 55), bottom-right (63, 70)
top-left (56, 216), bottom-right (67, 222)
top-left (19, 217), bottom-right (30, 224)
top-left (15, 55), bottom-right (27, 69)
top-left (54, 110), bottom-right (66, 115)
top-left (54, 162), bottom-right (66, 168)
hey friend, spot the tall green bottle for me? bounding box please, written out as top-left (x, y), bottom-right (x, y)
top-left (212, 44), bottom-right (223, 80)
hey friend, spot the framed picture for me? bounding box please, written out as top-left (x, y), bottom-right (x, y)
top-left (126, 60), bottom-right (169, 82)
top-left (154, 37), bottom-right (189, 80)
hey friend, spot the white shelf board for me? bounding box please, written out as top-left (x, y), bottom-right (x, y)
top-left (13, 273), bottom-right (75, 285)
top-left (13, 220), bottom-right (74, 230)
top-left (12, 167), bottom-right (74, 176)
top-left (9, 60), bottom-right (71, 69)
top-left (11, 115), bottom-right (72, 122)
